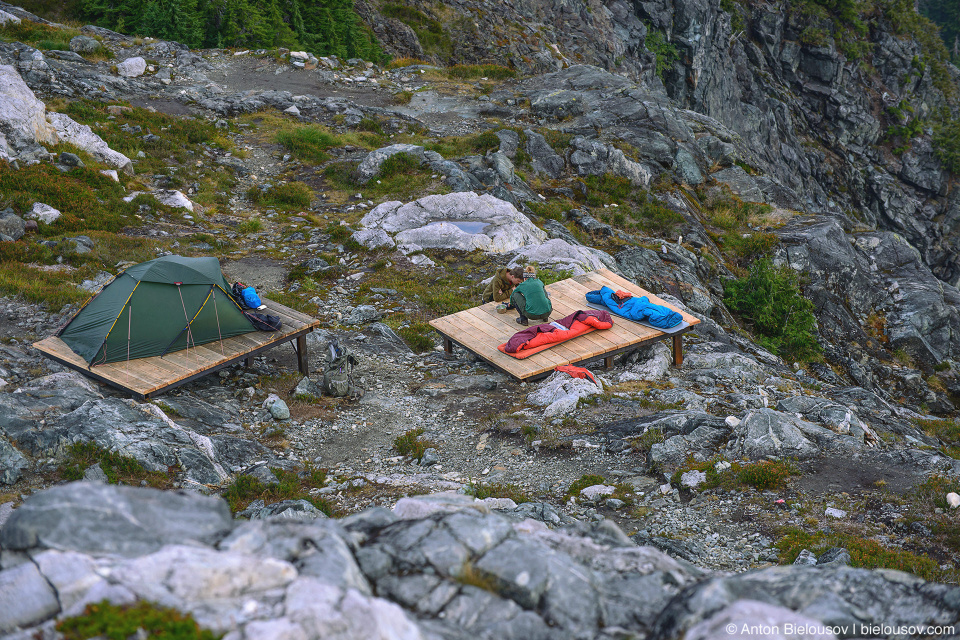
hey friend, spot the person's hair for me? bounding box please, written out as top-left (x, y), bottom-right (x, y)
top-left (523, 265), bottom-right (537, 279)
top-left (508, 266), bottom-right (525, 280)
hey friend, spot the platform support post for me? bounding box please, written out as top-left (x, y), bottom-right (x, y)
top-left (444, 337), bottom-right (453, 355)
top-left (604, 355), bottom-right (613, 369)
top-left (244, 356), bottom-right (253, 368)
top-left (296, 335), bottom-right (309, 376)
top-left (672, 334), bottom-right (683, 367)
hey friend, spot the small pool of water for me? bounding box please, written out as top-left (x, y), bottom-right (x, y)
top-left (427, 220), bottom-right (489, 234)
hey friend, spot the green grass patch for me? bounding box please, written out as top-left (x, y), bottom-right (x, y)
top-left (0, 162), bottom-right (135, 234)
top-left (275, 125), bottom-right (340, 163)
top-left (724, 258), bottom-right (822, 363)
top-left (58, 600), bottom-right (220, 640)
top-left (645, 26), bottom-right (680, 79)
top-left (358, 265), bottom-right (475, 317)
top-left (566, 474), bottom-right (607, 497)
top-left (236, 217), bottom-right (263, 234)
top-left (247, 181), bottom-right (312, 210)
top-left (59, 442), bottom-right (176, 488)
top-left (775, 527), bottom-right (946, 581)
top-left (0, 20), bottom-right (75, 50)
top-left (582, 174), bottom-right (686, 235)
top-left (446, 64), bottom-right (516, 80)
top-left (465, 479), bottom-right (531, 503)
top-left (671, 457), bottom-right (797, 491)
top-left (396, 321), bottom-right (435, 353)
top-left (221, 465), bottom-right (331, 514)
top-left (392, 427), bottom-right (437, 462)
top-left (380, 3), bottom-right (453, 59)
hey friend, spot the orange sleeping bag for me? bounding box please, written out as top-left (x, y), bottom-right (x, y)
top-left (497, 310), bottom-right (614, 359)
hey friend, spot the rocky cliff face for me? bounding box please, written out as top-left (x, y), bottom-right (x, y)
top-left (2, 0), bottom-right (960, 637)
top-left (365, 0), bottom-right (960, 282)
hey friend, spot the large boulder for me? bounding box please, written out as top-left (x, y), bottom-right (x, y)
top-left (356, 144), bottom-right (426, 184)
top-left (46, 112), bottom-right (134, 174)
top-left (0, 65), bottom-right (57, 160)
top-left (0, 208), bottom-right (26, 241)
top-left (116, 56), bottom-right (146, 78)
top-left (354, 192), bottom-right (547, 253)
top-left (507, 238), bottom-right (617, 276)
top-left (731, 408), bottom-right (858, 460)
top-left (0, 482), bottom-right (233, 556)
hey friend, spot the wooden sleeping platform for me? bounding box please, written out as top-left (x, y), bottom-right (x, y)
top-left (429, 269), bottom-right (700, 380)
top-left (33, 298), bottom-right (320, 401)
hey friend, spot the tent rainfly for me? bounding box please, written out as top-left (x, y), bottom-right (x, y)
top-left (57, 255), bottom-right (256, 366)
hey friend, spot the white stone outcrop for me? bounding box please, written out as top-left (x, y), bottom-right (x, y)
top-left (355, 192), bottom-right (547, 254)
top-left (0, 10), bottom-right (21, 25)
top-left (46, 112), bottom-right (134, 174)
top-left (0, 65), bottom-right (58, 160)
top-left (123, 190), bottom-right (195, 211)
top-left (117, 56), bottom-right (146, 78)
top-left (507, 238), bottom-right (617, 276)
top-left (28, 203), bottom-right (61, 224)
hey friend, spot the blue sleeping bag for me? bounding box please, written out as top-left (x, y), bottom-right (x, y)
top-left (585, 286), bottom-right (683, 329)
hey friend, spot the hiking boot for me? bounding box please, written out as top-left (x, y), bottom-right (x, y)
top-left (516, 316), bottom-right (529, 326)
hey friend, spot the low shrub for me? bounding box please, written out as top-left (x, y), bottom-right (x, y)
top-left (220, 465), bottom-right (331, 514)
top-left (59, 442), bottom-right (174, 488)
top-left (58, 600), bottom-right (219, 640)
top-left (396, 322), bottom-right (435, 353)
top-left (566, 473), bottom-right (606, 497)
top-left (446, 64), bottom-right (516, 80)
top-left (723, 258), bottom-right (822, 362)
top-left (247, 182), bottom-right (312, 210)
top-left (393, 427), bottom-right (437, 462)
top-left (775, 528), bottom-right (945, 581)
top-left (275, 125), bottom-right (340, 164)
top-left (465, 480), bottom-right (530, 503)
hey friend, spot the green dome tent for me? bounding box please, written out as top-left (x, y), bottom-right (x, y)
top-left (58, 255), bottom-right (256, 366)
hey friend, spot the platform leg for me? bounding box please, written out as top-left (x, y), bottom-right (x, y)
top-left (444, 337), bottom-right (453, 355)
top-left (244, 356), bottom-right (253, 368)
top-left (604, 355), bottom-right (613, 369)
top-left (297, 335), bottom-right (309, 376)
top-left (672, 334), bottom-right (683, 367)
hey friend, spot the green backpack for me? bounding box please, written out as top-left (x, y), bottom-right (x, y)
top-left (323, 338), bottom-right (359, 398)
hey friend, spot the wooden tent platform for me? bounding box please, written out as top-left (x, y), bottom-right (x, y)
top-left (429, 269), bottom-right (700, 380)
top-left (34, 298), bottom-right (320, 400)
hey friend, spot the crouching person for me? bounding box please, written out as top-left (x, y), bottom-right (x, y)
top-left (482, 265), bottom-right (524, 304)
top-left (510, 266), bottom-right (552, 325)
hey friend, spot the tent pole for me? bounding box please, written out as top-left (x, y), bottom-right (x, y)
top-left (176, 283), bottom-right (200, 366)
top-left (212, 288), bottom-right (225, 355)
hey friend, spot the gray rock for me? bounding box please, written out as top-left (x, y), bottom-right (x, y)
top-left (816, 547), bottom-right (851, 567)
top-left (0, 65), bottom-right (57, 162)
top-left (793, 549), bottom-right (818, 566)
top-left (27, 202), bottom-right (60, 224)
top-left (292, 376), bottom-right (322, 399)
top-left (239, 499), bottom-right (328, 521)
top-left (0, 208), bottom-right (25, 242)
top-left (496, 129), bottom-right (520, 158)
top-left (569, 136), bottom-right (652, 186)
top-left (116, 56), bottom-right (146, 78)
top-left (69, 35), bottom-right (100, 54)
top-left (344, 305), bottom-right (382, 325)
top-left (0, 482), bottom-right (232, 556)
top-left (0, 437), bottom-right (26, 485)
top-left (47, 112), bottom-right (133, 174)
top-left (358, 192), bottom-right (546, 254)
top-left (81, 462), bottom-right (108, 484)
top-left (508, 238), bottom-right (616, 276)
top-left (524, 130), bottom-right (565, 178)
top-left (731, 408), bottom-right (849, 460)
top-left (419, 447), bottom-right (440, 466)
top-left (650, 565), bottom-right (960, 640)
top-left (356, 144), bottom-right (425, 184)
top-left (684, 600), bottom-right (836, 640)
top-left (263, 395), bottom-right (290, 421)
top-left (0, 561), bottom-right (60, 633)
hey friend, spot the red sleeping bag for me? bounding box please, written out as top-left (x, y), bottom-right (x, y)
top-left (498, 310), bottom-right (614, 359)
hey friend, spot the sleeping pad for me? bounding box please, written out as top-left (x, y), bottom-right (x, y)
top-left (585, 286), bottom-right (682, 329)
top-left (498, 309), bottom-right (613, 358)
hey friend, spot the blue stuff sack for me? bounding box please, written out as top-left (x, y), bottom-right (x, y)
top-left (241, 286), bottom-right (262, 309)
